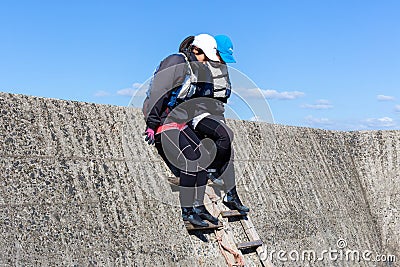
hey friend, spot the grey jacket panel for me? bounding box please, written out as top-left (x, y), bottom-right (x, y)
top-left (144, 54), bottom-right (187, 130)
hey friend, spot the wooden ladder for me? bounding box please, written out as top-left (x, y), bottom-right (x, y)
top-left (168, 176), bottom-right (274, 266)
top-left (204, 184), bottom-right (275, 267)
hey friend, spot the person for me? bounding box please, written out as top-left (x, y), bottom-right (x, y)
top-left (143, 34), bottom-right (220, 227)
top-left (179, 35), bottom-right (250, 212)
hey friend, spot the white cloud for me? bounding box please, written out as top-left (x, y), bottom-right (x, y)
top-left (117, 88), bottom-right (137, 97)
top-left (116, 82), bottom-right (148, 97)
top-left (377, 95), bottom-right (395, 101)
top-left (233, 88), bottom-right (305, 100)
top-left (261, 89), bottom-right (305, 100)
top-left (94, 90), bottom-right (111, 97)
top-left (233, 88), bottom-right (263, 98)
top-left (304, 115), bottom-right (334, 126)
top-left (301, 99), bottom-right (333, 109)
top-left (365, 117), bottom-right (396, 128)
top-left (395, 105), bottom-right (400, 112)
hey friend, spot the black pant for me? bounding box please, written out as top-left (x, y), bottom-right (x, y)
top-left (194, 116), bottom-right (236, 191)
top-left (155, 126), bottom-right (209, 207)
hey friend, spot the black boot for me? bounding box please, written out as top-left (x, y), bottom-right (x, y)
top-left (181, 207), bottom-right (209, 227)
top-left (223, 187), bottom-right (250, 212)
top-left (193, 205), bottom-right (219, 225)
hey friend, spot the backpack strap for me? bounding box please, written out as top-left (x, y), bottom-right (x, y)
top-left (167, 53), bottom-right (196, 108)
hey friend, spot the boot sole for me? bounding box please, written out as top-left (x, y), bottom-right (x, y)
top-left (189, 221), bottom-right (209, 227)
top-left (199, 214), bottom-right (219, 225)
top-left (223, 201), bottom-right (250, 213)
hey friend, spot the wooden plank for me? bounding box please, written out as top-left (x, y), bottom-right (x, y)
top-left (256, 246), bottom-right (274, 267)
top-left (205, 185), bottom-right (245, 266)
top-left (239, 216), bottom-right (275, 267)
top-left (220, 210), bottom-right (248, 218)
top-left (240, 216), bottom-right (260, 243)
top-left (237, 239), bottom-right (263, 250)
top-left (184, 220), bottom-right (223, 231)
top-left (206, 184), bottom-right (274, 266)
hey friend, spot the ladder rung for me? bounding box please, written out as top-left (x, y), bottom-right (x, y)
top-left (237, 239), bottom-right (263, 250)
top-left (220, 210), bottom-right (248, 217)
top-left (184, 221), bottom-right (223, 231)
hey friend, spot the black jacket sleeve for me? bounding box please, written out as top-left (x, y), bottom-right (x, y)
top-left (145, 54), bottom-right (187, 130)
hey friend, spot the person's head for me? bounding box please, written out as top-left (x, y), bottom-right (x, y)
top-left (215, 35), bottom-right (236, 64)
top-left (191, 34), bottom-right (219, 62)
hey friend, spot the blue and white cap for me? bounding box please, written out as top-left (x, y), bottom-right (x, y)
top-left (215, 35), bottom-right (236, 63)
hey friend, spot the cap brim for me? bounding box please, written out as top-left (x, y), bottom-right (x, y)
top-left (220, 52), bottom-right (236, 63)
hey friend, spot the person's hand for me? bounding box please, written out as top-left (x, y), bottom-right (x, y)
top-left (144, 128), bottom-right (155, 145)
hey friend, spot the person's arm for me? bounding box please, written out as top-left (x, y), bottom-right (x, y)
top-left (145, 54), bottom-right (187, 130)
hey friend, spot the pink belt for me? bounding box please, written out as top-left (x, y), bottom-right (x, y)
top-left (156, 122), bottom-right (187, 134)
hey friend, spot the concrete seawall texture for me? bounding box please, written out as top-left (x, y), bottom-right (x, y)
top-left (0, 92), bottom-right (398, 266)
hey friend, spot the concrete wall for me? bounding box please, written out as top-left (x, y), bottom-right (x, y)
top-left (0, 92), bottom-right (398, 266)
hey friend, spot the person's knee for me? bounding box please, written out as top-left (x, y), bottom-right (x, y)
top-left (225, 125), bottom-right (234, 142)
top-left (215, 124), bottom-right (233, 150)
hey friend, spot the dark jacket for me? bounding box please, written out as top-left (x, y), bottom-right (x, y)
top-left (144, 52), bottom-right (214, 131)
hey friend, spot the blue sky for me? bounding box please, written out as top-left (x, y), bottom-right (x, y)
top-left (1, 0), bottom-right (399, 131)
